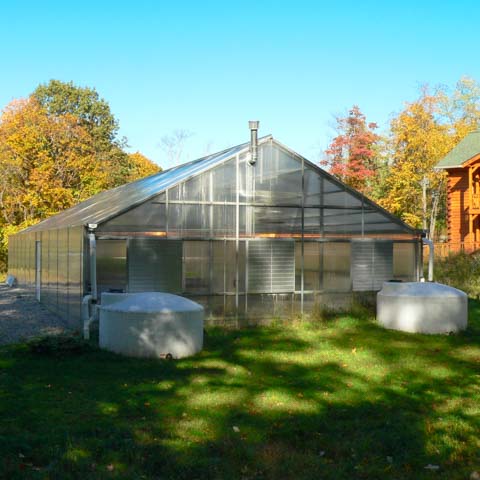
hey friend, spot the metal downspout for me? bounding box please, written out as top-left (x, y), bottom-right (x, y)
top-left (83, 224), bottom-right (98, 340)
top-left (88, 226), bottom-right (97, 302)
top-left (422, 238), bottom-right (434, 282)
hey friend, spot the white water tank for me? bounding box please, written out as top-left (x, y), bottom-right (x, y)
top-left (99, 292), bottom-right (204, 358)
top-left (377, 282), bottom-right (468, 334)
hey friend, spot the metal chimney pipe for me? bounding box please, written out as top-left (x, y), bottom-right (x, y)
top-left (248, 120), bottom-right (259, 165)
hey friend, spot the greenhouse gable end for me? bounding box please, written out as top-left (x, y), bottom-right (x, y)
top-left (8, 135), bottom-right (422, 327)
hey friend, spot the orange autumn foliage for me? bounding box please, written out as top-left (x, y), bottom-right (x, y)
top-left (0, 97), bottom-right (160, 270)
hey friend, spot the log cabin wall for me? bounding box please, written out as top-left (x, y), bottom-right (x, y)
top-left (436, 130), bottom-right (480, 253)
top-left (447, 168), bottom-right (469, 247)
top-left (447, 163), bottom-right (480, 252)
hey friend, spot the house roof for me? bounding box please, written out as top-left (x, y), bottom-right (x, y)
top-left (436, 130), bottom-right (480, 169)
top-left (20, 134), bottom-right (418, 235)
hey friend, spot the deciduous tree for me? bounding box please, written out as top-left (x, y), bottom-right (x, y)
top-left (0, 93), bottom-right (161, 271)
top-left (160, 129), bottom-right (193, 167)
top-left (0, 97), bottom-right (109, 270)
top-left (380, 80), bottom-right (480, 237)
top-left (323, 106), bottom-right (381, 195)
top-left (126, 151), bottom-right (161, 182)
top-left (33, 80), bottom-right (120, 149)
top-left (33, 80), bottom-right (138, 188)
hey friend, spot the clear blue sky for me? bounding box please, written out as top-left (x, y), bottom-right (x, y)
top-left (1, 0), bottom-right (480, 168)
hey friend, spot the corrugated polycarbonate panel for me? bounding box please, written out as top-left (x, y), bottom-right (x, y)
top-left (183, 241), bottom-right (210, 292)
top-left (170, 171), bottom-right (210, 202)
top-left (212, 205), bottom-right (236, 238)
top-left (183, 204), bottom-right (211, 236)
top-left (323, 209), bottom-right (363, 235)
top-left (167, 204), bottom-right (212, 237)
top-left (97, 239), bottom-right (127, 294)
top-left (323, 242), bottom-right (351, 292)
top-left (23, 235), bottom-right (28, 284)
top-left (18, 234), bottom-right (24, 284)
top-left (254, 207), bottom-right (302, 235)
top-left (372, 242), bottom-right (394, 289)
top-left (25, 234), bottom-right (32, 288)
top-left (8, 233), bottom-right (37, 290)
top-left (323, 189), bottom-right (362, 208)
top-left (351, 240), bottom-right (393, 291)
top-left (57, 228), bottom-right (69, 318)
top-left (7, 236), bottom-right (15, 279)
top-left (393, 242), bottom-right (416, 281)
top-left (254, 144), bottom-right (303, 206)
top-left (248, 240), bottom-right (295, 293)
top-left (17, 234), bottom-right (24, 285)
top-left (212, 159), bottom-right (236, 202)
top-left (68, 227), bottom-right (83, 327)
top-left (14, 235), bottom-right (20, 282)
top-left (212, 241), bottom-right (225, 293)
top-left (128, 239), bottom-right (182, 293)
top-left (41, 232), bottom-right (49, 305)
top-left (98, 195), bottom-right (166, 233)
top-left (362, 210), bottom-right (408, 234)
top-left (16, 235), bottom-right (23, 284)
top-left (48, 229), bottom-right (58, 311)
top-left (303, 242), bottom-right (322, 291)
top-left (211, 240), bottom-right (237, 294)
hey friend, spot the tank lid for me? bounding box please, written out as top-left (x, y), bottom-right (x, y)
top-left (100, 292), bottom-right (204, 313)
top-left (379, 282), bottom-right (467, 298)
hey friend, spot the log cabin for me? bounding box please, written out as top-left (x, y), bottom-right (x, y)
top-left (436, 130), bottom-right (480, 252)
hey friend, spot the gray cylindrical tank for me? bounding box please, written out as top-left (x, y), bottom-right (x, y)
top-left (99, 292), bottom-right (204, 358)
top-left (377, 282), bottom-right (468, 334)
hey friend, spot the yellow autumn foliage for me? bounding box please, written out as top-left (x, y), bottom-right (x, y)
top-left (0, 98), bottom-right (160, 271)
top-left (378, 87), bottom-right (475, 231)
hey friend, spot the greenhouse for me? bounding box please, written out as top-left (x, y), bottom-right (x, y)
top-left (8, 130), bottom-right (423, 327)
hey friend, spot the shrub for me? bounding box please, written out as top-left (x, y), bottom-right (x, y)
top-left (27, 334), bottom-right (93, 356)
top-left (434, 251), bottom-right (480, 297)
top-left (308, 303), bottom-right (338, 323)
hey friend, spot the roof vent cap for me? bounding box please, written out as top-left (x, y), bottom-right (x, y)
top-left (248, 120), bottom-right (259, 165)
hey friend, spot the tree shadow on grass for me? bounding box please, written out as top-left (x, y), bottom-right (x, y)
top-left (0, 307), bottom-right (479, 479)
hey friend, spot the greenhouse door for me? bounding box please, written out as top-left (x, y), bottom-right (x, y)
top-left (35, 240), bottom-right (41, 301)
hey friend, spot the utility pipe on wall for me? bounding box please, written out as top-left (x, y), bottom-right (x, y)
top-left (82, 294), bottom-right (95, 340)
top-left (88, 224), bottom-right (97, 302)
top-left (423, 238), bottom-right (434, 282)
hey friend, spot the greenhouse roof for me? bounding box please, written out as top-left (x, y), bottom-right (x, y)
top-left (21, 135), bottom-right (418, 235)
top-left (22, 138), bottom-right (257, 233)
top-left (436, 130), bottom-right (480, 169)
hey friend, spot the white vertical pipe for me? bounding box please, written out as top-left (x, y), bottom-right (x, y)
top-left (423, 238), bottom-right (434, 282)
top-left (88, 230), bottom-right (97, 301)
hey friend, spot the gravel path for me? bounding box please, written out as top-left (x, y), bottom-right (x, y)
top-left (0, 284), bottom-right (71, 346)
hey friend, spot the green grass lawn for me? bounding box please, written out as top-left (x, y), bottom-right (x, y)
top-left (0, 304), bottom-right (479, 480)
